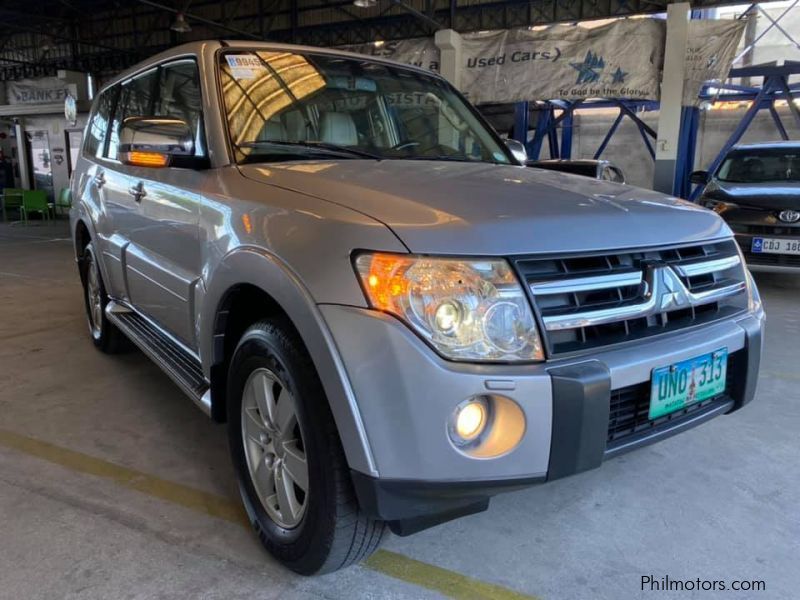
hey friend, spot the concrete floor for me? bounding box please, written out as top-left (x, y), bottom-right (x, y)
top-left (1, 221), bottom-right (798, 600)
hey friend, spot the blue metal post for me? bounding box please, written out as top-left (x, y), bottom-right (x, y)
top-left (594, 111), bottom-right (624, 159)
top-left (560, 104), bottom-right (574, 159)
top-left (512, 102), bottom-right (529, 144)
top-left (529, 108), bottom-right (552, 160)
top-left (674, 106), bottom-right (700, 199)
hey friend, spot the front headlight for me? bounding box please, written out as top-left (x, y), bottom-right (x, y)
top-left (701, 198), bottom-right (737, 214)
top-left (354, 253), bottom-right (544, 362)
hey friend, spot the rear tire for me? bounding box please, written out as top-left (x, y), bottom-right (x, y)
top-left (227, 319), bottom-right (385, 574)
top-left (80, 242), bottom-right (129, 354)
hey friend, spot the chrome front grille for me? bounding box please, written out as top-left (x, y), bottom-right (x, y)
top-left (515, 240), bottom-right (749, 355)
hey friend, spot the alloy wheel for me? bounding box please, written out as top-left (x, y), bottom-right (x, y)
top-left (241, 367), bottom-right (309, 529)
top-left (85, 255), bottom-right (103, 338)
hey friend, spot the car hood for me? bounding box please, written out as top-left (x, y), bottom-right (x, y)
top-left (705, 180), bottom-right (800, 210)
top-left (239, 160), bottom-right (729, 255)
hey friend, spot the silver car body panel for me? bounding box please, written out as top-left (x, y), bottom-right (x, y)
top-left (71, 41), bottom-right (763, 487)
top-left (238, 161), bottom-right (731, 255)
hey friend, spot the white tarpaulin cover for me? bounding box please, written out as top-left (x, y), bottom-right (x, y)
top-left (6, 78), bottom-right (77, 105)
top-left (458, 20), bottom-right (665, 104)
top-left (344, 18), bottom-right (744, 106)
top-left (682, 19), bottom-right (746, 106)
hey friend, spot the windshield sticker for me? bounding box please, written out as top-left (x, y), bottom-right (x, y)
top-left (226, 55), bottom-right (266, 80)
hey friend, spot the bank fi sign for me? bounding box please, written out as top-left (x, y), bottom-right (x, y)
top-left (7, 79), bottom-right (77, 106)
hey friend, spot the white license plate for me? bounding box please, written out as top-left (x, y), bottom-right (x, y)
top-left (751, 237), bottom-right (800, 255)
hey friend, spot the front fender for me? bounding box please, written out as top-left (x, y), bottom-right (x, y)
top-left (200, 246), bottom-right (377, 477)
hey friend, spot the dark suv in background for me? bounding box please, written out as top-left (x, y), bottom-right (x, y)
top-left (693, 141), bottom-right (800, 273)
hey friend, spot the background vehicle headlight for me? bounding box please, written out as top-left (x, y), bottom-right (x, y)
top-left (354, 253), bottom-right (544, 362)
top-left (701, 198), bottom-right (737, 214)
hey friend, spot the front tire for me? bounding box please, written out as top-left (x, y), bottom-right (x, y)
top-left (227, 319), bottom-right (385, 574)
top-left (80, 242), bottom-right (128, 354)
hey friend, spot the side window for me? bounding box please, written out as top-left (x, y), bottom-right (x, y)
top-left (106, 68), bottom-right (159, 160)
top-left (83, 87), bottom-right (117, 159)
top-left (155, 60), bottom-right (206, 157)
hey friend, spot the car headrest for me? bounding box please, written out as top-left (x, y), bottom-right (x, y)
top-left (319, 112), bottom-right (357, 146)
top-left (257, 118), bottom-right (287, 142)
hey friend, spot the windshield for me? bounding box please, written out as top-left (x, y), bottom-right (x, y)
top-left (717, 147), bottom-right (800, 183)
top-left (219, 50), bottom-right (512, 165)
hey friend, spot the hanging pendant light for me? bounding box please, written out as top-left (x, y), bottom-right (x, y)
top-left (170, 13), bottom-right (192, 33)
top-left (353, 0), bottom-right (377, 7)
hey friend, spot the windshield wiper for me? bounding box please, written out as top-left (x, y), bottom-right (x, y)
top-left (239, 140), bottom-right (382, 160)
top-left (406, 155), bottom-right (499, 164)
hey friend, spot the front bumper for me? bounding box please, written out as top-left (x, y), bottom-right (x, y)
top-left (320, 304), bottom-right (764, 534)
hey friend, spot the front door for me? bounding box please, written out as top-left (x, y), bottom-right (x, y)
top-left (110, 59), bottom-right (206, 348)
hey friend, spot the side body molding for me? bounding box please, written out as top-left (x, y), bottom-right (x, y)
top-left (200, 246), bottom-right (377, 477)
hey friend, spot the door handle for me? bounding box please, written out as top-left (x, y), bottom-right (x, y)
top-left (128, 182), bottom-right (147, 203)
top-left (94, 171), bottom-right (106, 188)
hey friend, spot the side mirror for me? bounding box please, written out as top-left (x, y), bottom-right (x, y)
top-left (505, 139), bottom-right (528, 164)
top-left (119, 116), bottom-right (193, 168)
top-left (690, 170), bottom-right (709, 185)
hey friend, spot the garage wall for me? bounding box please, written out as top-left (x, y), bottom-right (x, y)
top-left (21, 114), bottom-right (88, 197)
top-left (556, 106), bottom-right (798, 190)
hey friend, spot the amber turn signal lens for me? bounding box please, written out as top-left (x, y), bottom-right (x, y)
top-left (124, 151), bottom-right (169, 168)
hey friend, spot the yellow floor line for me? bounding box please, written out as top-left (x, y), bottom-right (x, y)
top-left (0, 428), bottom-right (538, 600)
top-left (363, 549), bottom-right (538, 600)
top-left (0, 428), bottom-right (248, 526)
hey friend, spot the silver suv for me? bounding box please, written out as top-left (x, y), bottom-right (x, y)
top-left (71, 41), bottom-right (765, 574)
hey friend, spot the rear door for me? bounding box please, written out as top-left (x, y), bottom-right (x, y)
top-left (79, 85), bottom-right (127, 298)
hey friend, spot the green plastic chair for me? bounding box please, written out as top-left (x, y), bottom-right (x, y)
top-left (2, 188), bottom-right (24, 221)
top-left (55, 187), bottom-right (72, 216)
top-left (21, 190), bottom-right (51, 224)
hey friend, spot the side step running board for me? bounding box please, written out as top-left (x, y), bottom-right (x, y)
top-left (106, 301), bottom-right (212, 416)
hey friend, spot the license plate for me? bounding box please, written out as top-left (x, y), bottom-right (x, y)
top-left (649, 349), bottom-right (728, 420)
top-left (751, 237), bottom-right (800, 255)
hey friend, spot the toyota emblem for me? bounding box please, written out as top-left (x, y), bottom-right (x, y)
top-left (778, 210), bottom-right (800, 223)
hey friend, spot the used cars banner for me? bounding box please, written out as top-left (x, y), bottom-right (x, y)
top-left (346, 18), bottom-right (743, 106)
top-left (683, 19), bottom-right (746, 106)
top-left (459, 20), bottom-right (665, 104)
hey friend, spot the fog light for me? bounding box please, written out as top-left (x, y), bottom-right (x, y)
top-left (450, 397), bottom-right (489, 446)
top-left (456, 400), bottom-right (486, 440)
top-left (449, 395), bottom-right (526, 458)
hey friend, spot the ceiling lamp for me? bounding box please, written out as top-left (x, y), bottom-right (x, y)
top-left (353, 0), bottom-right (377, 7)
top-left (170, 13), bottom-right (192, 33)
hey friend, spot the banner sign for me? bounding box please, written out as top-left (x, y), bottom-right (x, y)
top-left (345, 18), bottom-right (744, 106)
top-left (682, 20), bottom-right (746, 106)
top-left (344, 38), bottom-right (439, 72)
top-left (459, 20), bottom-right (665, 104)
top-left (6, 78), bottom-right (77, 105)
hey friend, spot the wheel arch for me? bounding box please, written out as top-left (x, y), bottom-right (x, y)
top-left (202, 246), bottom-right (377, 477)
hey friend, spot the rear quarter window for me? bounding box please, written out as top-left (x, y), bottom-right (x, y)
top-left (83, 87), bottom-right (117, 159)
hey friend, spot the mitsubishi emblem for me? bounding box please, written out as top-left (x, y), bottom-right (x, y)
top-left (657, 266), bottom-right (692, 311)
top-left (644, 262), bottom-right (693, 312)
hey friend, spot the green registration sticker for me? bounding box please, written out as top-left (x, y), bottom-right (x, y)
top-left (649, 348), bottom-right (728, 420)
